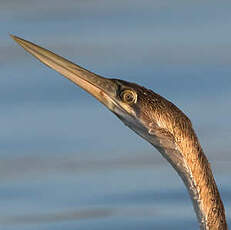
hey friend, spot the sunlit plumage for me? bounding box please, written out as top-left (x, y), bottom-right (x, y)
top-left (11, 35), bottom-right (227, 230)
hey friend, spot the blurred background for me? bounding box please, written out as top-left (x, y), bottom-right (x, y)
top-left (0, 0), bottom-right (231, 229)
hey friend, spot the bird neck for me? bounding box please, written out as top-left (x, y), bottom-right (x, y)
top-left (177, 145), bottom-right (228, 229)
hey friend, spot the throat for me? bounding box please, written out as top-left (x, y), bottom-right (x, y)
top-left (174, 146), bottom-right (227, 230)
top-left (149, 132), bottom-right (227, 229)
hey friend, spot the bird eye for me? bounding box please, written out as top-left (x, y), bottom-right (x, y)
top-left (120, 90), bottom-right (137, 104)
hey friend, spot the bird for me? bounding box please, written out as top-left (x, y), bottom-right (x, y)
top-left (11, 35), bottom-right (227, 230)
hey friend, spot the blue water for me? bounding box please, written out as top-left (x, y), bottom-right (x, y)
top-left (1, 1), bottom-right (231, 229)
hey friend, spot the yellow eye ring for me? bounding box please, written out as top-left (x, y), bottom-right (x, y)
top-left (120, 90), bottom-right (137, 104)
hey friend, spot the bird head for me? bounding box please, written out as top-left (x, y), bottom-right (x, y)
top-left (11, 35), bottom-right (191, 170)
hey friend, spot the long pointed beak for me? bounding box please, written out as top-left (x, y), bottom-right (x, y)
top-left (10, 35), bottom-right (118, 110)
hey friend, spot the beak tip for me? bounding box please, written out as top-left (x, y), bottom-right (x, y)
top-left (10, 34), bottom-right (23, 45)
top-left (10, 33), bottom-right (16, 39)
top-left (10, 34), bottom-right (17, 42)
